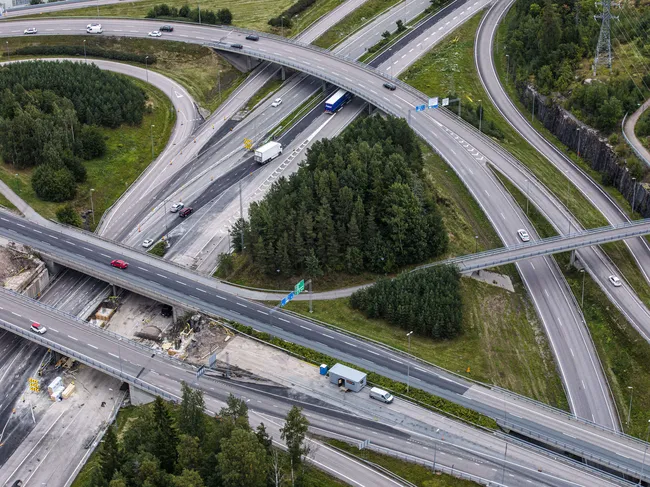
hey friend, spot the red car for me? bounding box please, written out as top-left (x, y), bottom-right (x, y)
top-left (111, 259), bottom-right (128, 269)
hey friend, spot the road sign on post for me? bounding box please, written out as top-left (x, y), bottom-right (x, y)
top-left (442, 98), bottom-right (450, 107)
top-left (208, 352), bottom-right (217, 368)
top-left (295, 279), bottom-right (305, 295)
top-left (428, 97), bottom-right (439, 108)
top-left (415, 104), bottom-right (426, 112)
top-left (196, 365), bottom-right (206, 380)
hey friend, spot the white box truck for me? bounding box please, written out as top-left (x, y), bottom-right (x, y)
top-left (254, 141), bottom-right (282, 164)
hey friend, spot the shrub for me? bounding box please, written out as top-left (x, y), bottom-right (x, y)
top-left (56, 204), bottom-right (82, 227)
top-left (77, 125), bottom-right (107, 160)
top-left (31, 165), bottom-right (77, 202)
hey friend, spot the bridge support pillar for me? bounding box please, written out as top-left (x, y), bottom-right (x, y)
top-left (569, 250), bottom-right (584, 270)
top-left (43, 259), bottom-right (63, 277)
top-left (130, 384), bottom-right (156, 405)
top-left (281, 66), bottom-right (286, 81)
top-left (322, 80), bottom-right (327, 93)
top-left (112, 284), bottom-right (118, 297)
top-left (368, 103), bottom-right (373, 115)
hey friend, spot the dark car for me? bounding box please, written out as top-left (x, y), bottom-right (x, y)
top-left (245, 34), bottom-right (259, 41)
top-left (179, 207), bottom-right (194, 218)
top-left (230, 43), bottom-right (243, 49)
top-left (160, 25), bottom-right (174, 32)
top-left (383, 82), bottom-right (397, 91)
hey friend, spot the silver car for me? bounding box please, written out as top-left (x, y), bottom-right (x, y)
top-left (142, 239), bottom-right (154, 248)
top-left (170, 202), bottom-right (184, 213)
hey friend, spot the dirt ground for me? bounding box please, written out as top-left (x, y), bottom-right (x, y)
top-left (0, 242), bottom-right (36, 285)
top-left (105, 292), bottom-right (174, 339)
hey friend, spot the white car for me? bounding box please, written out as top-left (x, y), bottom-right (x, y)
top-left (271, 98), bottom-right (282, 107)
top-left (142, 239), bottom-right (154, 248)
top-left (609, 275), bottom-right (622, 287)
top-left (23, 28), bottom-right (38, 35)
top-left (148, 31), bottom-right (162, 37)
top-left (517, 229), bottom-right (530, 242)
top-left (170, 202), bottom-right (184, 213)
top-left (31, 322), bottom-right (47, 334)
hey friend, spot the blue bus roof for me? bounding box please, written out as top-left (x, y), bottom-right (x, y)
top-left (325, 89), bottom-right (348, 106)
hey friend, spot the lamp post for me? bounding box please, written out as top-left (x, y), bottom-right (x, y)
top-left (525, 179), bottom-right (530, 215)
top-left (198, 2), bottom-right (201, 23)
top-left (627, 386), bottom-right (634, 427)
top-left (406, 331), bottom-right (413, 393)
top-left (145, 55), bottom-right (149, 83)
top-left (531, 93), bottom-right (535, 123)
top-left (150, 124), bottom-right (155, 160)
top-left (576, 127), bottom-right (581, 158)
top-left (218, 70), bottom-right (221, 103)
top-left (89, 188), bottom-right (96, 225)
top-left (83, 39), bottom-right (87, 63)
top-left (5, 41), bottom-right (9, 61)
top-left (566, 171), bottom-right (571, 234)
top-left (474, 235), bottom-right (479, 253)
top-left (478, 99), bottom-right (483, 133)
top-left (639, 419), bottom-right (650, 484)
top-left (632, 177), bottom-right (637, 215)
top-left (580, 269), bottom-right (585, 308)
top-left (505, 54), bottom-right (509, 82)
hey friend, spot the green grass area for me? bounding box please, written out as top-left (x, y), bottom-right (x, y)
top-left (29, 0), bottom-right (344, 37)
top-left (2, 36), bottom-right (244, 113)
top-left (148, 240), bottom-right (168, 256)
top-left (326, 439), bottom-right (478, 486)
top-left (499, 167), bottom-right (650, 438)
top-left (313, 0), bottom-right (404, 48)
top-left (246, 78), bottom-right (284, 111)
top-left (0, 193), bottom-right (17, 211)
top-left (0, 77), bottom-right (173, 229)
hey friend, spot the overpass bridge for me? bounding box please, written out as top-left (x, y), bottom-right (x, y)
top-left (419, 219), bottom-right (650, 274)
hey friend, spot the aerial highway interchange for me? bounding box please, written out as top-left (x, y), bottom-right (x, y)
top-left (1, 0), bottom-right (650, 485)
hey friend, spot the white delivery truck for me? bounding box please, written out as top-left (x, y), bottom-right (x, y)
top-left (86, 23), bottom-right (103, 34)
top-left (254, 141), bottom-right (282, 165)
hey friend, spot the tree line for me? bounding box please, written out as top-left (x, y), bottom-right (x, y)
top-left (146, 4), bottom-right (233, 25)
top-left (503, 0), bottom-right (647, 131)
top-left (230, 116), bottom-right (448, 277)
top-left (0, 61), bottom-right (146, 202)
top-left (8, 44), bottom-right (155, 65)
top-left (268, 0), bottom-right (316, 29)
top-left (81, 384), bottom-right (313, 487)
top-left (350, 265), bottom-right (463, 339)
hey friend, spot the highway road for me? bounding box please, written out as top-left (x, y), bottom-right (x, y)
top-left (623, 100), bottom-right (650, 166)
top-left (0, 288), bottom-right (629, 487)
top-left (0, 210), bottom-right (648, 482)
top-left (0, 15), bottom-right (624, 435)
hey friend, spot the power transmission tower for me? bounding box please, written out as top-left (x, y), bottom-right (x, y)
top-left (593, 0), bottom-right (619, 75)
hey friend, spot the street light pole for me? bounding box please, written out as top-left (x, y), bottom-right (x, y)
top-left (576, 127), bottom-right (581, 158)
top-left (150, 124), bottom-right (155, 160)
top-left (501, 443), bottom-right (509, 485)
top-left (580, 269), bottom-right (585, 308)
top-left (406, 331), bottom-right (413, 393)
top-left (632, 177), bottom-right (637, 215)
top-left (145, 55), bottom-right (149, 83)
top-left (566, 171), bottom-right (571, 234)
top-left (5, 41), bottom-right (9, 61)
top-left (474, 235), bottom-right (478, 253)
top-left (89, 188), bottom-right (95, 225)
top-left (478, 100), bottom-right (482, 133)
top-left (627, 386), bottom-right (634, 427)
top-left (531, 94), bottom-right (535, 123)
top-left (83, 39), bottom-right (87, 63)
top-left (506, 54), bottom-right (509, 82)
top-left (526, 179), bottom-right (530, 215)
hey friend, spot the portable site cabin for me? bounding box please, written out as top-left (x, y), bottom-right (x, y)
top-left (328, 363), bottom-right (367, 392)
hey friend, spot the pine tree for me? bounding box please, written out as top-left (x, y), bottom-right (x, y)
top-left (179, 382), bottom-right (206, 440)
top-left (152, 396), bottom-right (179, 473)
top-left (100, 425), bottom-right (120, 482)
top-left (280, 406), bottom-right (310, 469)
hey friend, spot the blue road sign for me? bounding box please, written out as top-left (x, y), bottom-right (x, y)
top-left (281, 297), bottom-right (289, 307)
top-left (415, 104), bottom-right (426, 112)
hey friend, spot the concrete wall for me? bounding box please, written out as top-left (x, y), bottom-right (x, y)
top-left (129, 384), bottom-right (156, 405)
top-left (4, 260), bottom-right (50, 299)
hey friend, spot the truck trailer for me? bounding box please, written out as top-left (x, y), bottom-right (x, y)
top-left (325, 89), bottom-right (352, 113)
top-left (254, 141), bottom-right (283, 164)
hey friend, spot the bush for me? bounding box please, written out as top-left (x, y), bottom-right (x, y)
top-left (350, 266), bottom-right (463, 339)
top-left (146, 3), bottom-right (232, 25)
top-left (148, 241), bottom-right (167, 257)
top-left (31, 165), bottom-right (77, 202)
top-left (77, 125), bottom-right (107, 160)
top-left (56, 204), bottom-right (82, 227)
top-left (10, 45), bottom-right (154, 65)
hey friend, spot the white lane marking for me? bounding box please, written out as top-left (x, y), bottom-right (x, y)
top-left (544, 289), bottom-right (550, 297)
top-left (300, 325), bottom-right (312, 331)
top-left (65, 241), bottom-right (76, 246)
top-left (11, 311), bottom-right (21, 317)
top-left (368, 350), bottom-right (381, 356)
top-left (237, 302), bottom-right (248, 308)
top-left (67, 335), bottom-right (78, 341)
top-left (101, 253), bottom-right (111, 258)
top-left (137, 266), bottom-right (150, 272)
top-left (33, 230), bottom-right (42, 234)
top-left (322, 333), bottom-right (335, 339)
top-left (156, 273), bottom-right (168, 279)
top-left (278, 318), bottom-right (290, 323)
top-left (216, 295), bottom-right (227, 300)
top-left (390, 358), bottom-right (403, 364)
top-left (570, 348), bottom-right (575, 357)
top-left (83, 247), bottom-right (93, 252)
top-left (16, 223), bottom-right (25, 228)
top-left (109, 353), bottom-right (119, 358)
top-left (196, 288), bottom-right (207, 293)
top-left (530, 263), bottom-right (536, 270)
top-left (344, 341), bottom-right (357, 348)
top-left (176, 280), bottom-right (187, 286)
top-left (49, 235), bottom-right (59, 240)
top-left (484, 190), bottom-right (490, 197)
top-left (257, 310), bottom-right (269, 316)
top-left (49, 328), bottom-right (59, 333)
top-left (88, 344), bottom-right (98, 349)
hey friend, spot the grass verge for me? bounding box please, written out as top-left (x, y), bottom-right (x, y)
top-left (0, 76), bottom-right (174, 230)
top-left (313, 0), bottom-right (404, 48)
top-left (326, 439), bottom-right (478, 486)
top-left (270, 91), bottom-right (325, 138)
top-left (2, 36), bottom-right (244, 113)
top-left (400, 11), bottom-right (650, 307)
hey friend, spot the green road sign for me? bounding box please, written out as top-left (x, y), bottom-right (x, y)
top-left (295, 279), bottom-right (305, 295)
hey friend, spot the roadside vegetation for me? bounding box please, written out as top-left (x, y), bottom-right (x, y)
top-left (313, 0), bottom-right (403, 48)
top-left (0, 76), bottom-right (173, 229)
top-left (326, 439), bottom-right (478, 486)
top-left (2, 36), bottom-right (244, 113)
top-left (501, 171), bottom-right (650, 438)
top-left (35, 0), bottom-right (339, 36)
top-left (73, 385), bottom-right (344, 487)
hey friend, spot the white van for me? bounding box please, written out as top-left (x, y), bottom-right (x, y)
top-left (369, 387), bottom-right (393, 403)
top-left (86, 24), bottom-right (103, 34)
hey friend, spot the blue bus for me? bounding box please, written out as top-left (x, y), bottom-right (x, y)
top-left (325, 89), bottom-right (352, 113)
